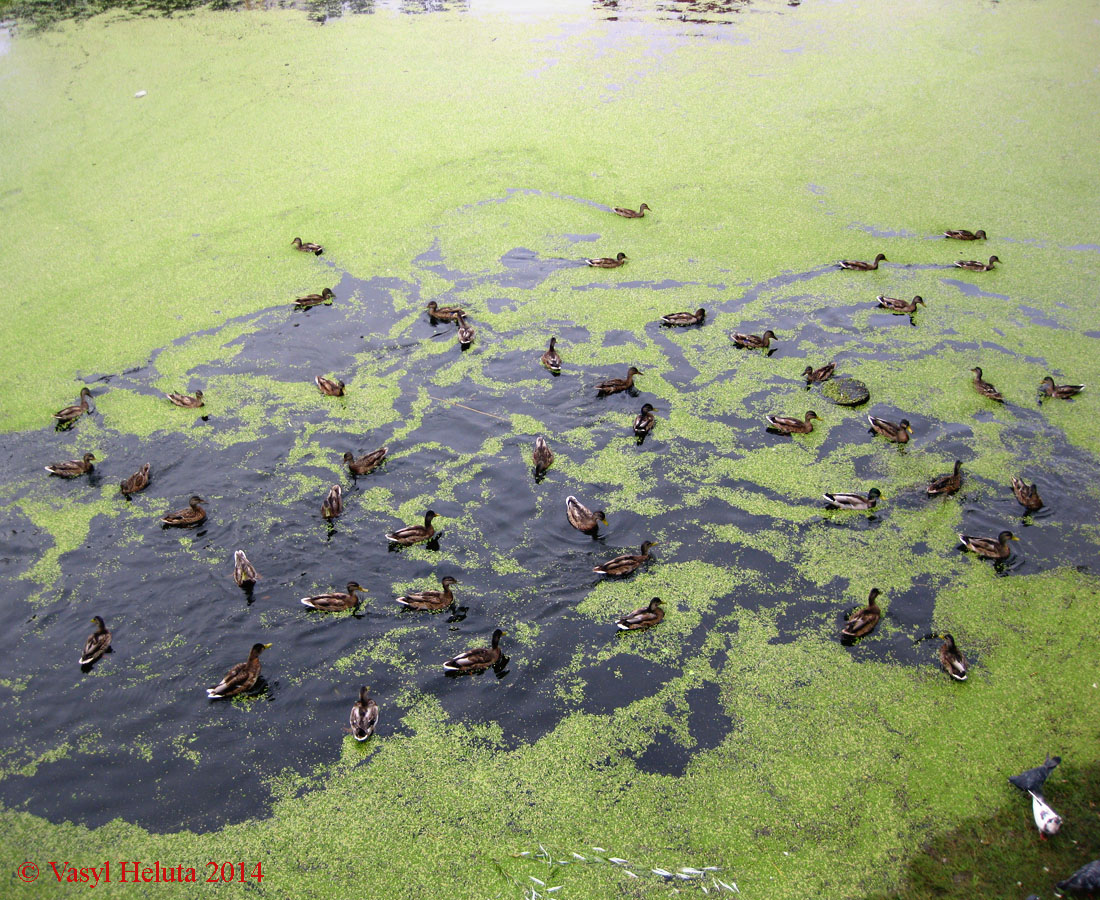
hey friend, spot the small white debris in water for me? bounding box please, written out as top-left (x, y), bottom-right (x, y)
top-left (134, 90), bottom-right (147, 98)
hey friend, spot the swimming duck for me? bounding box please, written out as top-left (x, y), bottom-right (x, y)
top-left (566, 496), bottom-right (607, 534)
top-left (119, 463), bottom-right (151, 497)
top-left (594, 541), bottom-right (657, 576)
top-left (731, 329), bottom-right (778, 350)
top-left (46, 452), bottom-right (96, 478)
top-left (660, 308), bottom-right (706, 327)
top-left (1057, 860), bottom-right (1100, 893)
top-left (586, 252), bottom-right (628, 268)
top-left (1040, 376), bottom-right (1084, 399)
top-left (294, 288), bottom-right (335, 307)
top-left (1011, 476), bottom-right (1043, 511)
top-left (426, 301), bottom-right (464, 322)
top-left (927, 460), bottom-right (963, 496)
top-left (532, 436), bottom-right (554, 479)
top-left (838, 253), bottom-right (886, 270)
top-left (958, 530), bottom-right (1017, 559)
top-left (937, 633), bottom-right (968, 681)
top-left (385, 510), bottom-right (438, 545)
top-left (766, 410), bottom-right (819, 434)
top-left (53, 387), bottom-right (93, 425)
top-left (443, 628), bottom-right (505, 674)
top-left (971, 367), bottom-right (1004, 402)
top-left (823, 488), bottom-right (882, 510)
top-left (166, 389), bottom-right (204, 408)
top-left (349, 687), bottom-right (378, 741)
top-left (315, 375), bottom-right (345, 397)
top-left (944, 229), bottom-right (987, 241)
top-left (456, 312), bottom-right (475, 347)
top-left (954, 256), bottom-right (1000, 271)
top-left (613, 203), bottom-right (650, 218)
top-left (80, 616), bottom-right (112, 666)
top-left (321, 484), bottom-right (343, 520)
top-left (633, 403), bottom-right (657, 439)
top-left (616, 597), bottom-right (664, 631)
top-left (876, 295), bottom-right (925, 314)
top-left (396, 576), bottom-right (458, 611)
top-left (867, 415), bottom-right (912, 443)
top-left (802, 362), bottom-right (836, 383)
top-left (344, 447), bottom-right (388, 476)
top-left (233, 550), bottom-right (260, 589)
top-left (291, 237), bottom-right (324, 255)
top-left (300, 581), bottom-right (363, 612)
top-left (541, 337), bottom-right (562, 373)
top-left (595, 367), bottom-right (641, 396)
top-left (841, 588), bottom-right (882, 640)
top-left (206, 642), bottom-right (270, 699)
top-left (161, 495), bottom-right (207, 527)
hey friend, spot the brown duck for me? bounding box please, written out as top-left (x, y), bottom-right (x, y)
top-left (166, 390), bottom-right (204, 408)
top-left (161, 495), bottom-right (207, 527)
top-left (119, 463), bottom-right (151, 497)
top-left (731, 329), bottom-right (778, 350)
top-left (838, 253), bottom-right (886, 270)
top-left (291, 237), bottom-right (324, 255)
top-left (944, 229), bottom-right (987, 241)
top-left (53, 387), bottom-right (93, 426)
top-left (1040, 376), bottom-right (1084, 399)
top-left (1011, 477), bottom-right (1043, 511)
top-left (616, 597), bottom-right (664, 631)
top-left (612, 203), bottom-right (650, 218)
top-left (315, 376), bottom-right (345, 397)
top-left (594, 541), bottom-right (657, 577)
top-left (396, 576), bottom-right (458, 611)
top-left (46, 452), bottom-right (96, 478)
top-left (585, 252), bottom-right (628, 268)
top-left (971, 367), bottom-right (1004, 402)
top-left (540, 337), bottom-right (562, 374)
top-left (206, 643), bottom-right (270, 699)
top-left (927, 460), bottom-right (962, 496)
top-left (443, 629), bottom-right (504, 674)
top-left (344, 447), bottom-right (388, 476)
top-left (595, 367), bottom-right (641, 396)
top-left (294, 288), bottom-right (335, 307)
top-left (841, 588), bottom-right (882, 639)
top-left (766, 411), bottom-right (818, 434)
top-left (954, 256), bottom-right (999, 271)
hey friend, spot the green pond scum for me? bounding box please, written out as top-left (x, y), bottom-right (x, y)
top-left (2, 1), bottom-right (1100, 897)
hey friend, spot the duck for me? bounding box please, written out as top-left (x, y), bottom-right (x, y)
top-left (958, 530), bottom-right (1017, 559)
top-left (443, 628), bottom-right (504, 674)
top-left (838, 253), bottom-right (886, 270)
top-left (876, 295), bottom-right (925, 314)
top-left (594, 541), bottom-right (657, 576)
top-left (426, 301), bottom-right (465, 322)
top-left (954, 255), bottom-right (1000, 271)
top-left (766, 410), bottom-right (819, 434)
top-left (1011, 476), bottom-right (1043, 511)
top-left (867, 415), bottom-right (912, 443)
top-left (823, 488), bottom-right (882, 510)
top-left (321, 484), bottom-right (343, 520)
top-left (616, 597), bottom-right (664, 631)
top-left (532, 436), bottom-right (554, 479)
top-left (585, 252), bottom-right (628, 268)
top-left (595, 366), bottom-right (641, 396)
top-left (233, 550), bottom-right (260, 589)
top-left (971, 367), bottom-right (1004, 402)
top-left (927, 460), bottom-right (963, 496)
top-left (291, 237), bottom-right (324, 255)
top-left (1040, 376), bottom-right (1084, 399)
top-left (293, 287), bottom-right (335, 307)
top-left (540, 337), bottom-right (562, 373)
top-left (119, 463), bottom-right (151, 497)
top-left (1057, 860), bottom-right (1100, 893)
top-left (53, 387), bottom-right (93, 425)
top-left (944, 229), bottom-right (986, 241)
top-left (566, 496), bottom-right (607, 534)
top-left (315, 375), bottom-right (345, 397)
top-left (660, 308), bottom-right (705, 327)
top-left (161, 495), bottom-right (207, 527)
top-left (802, 362), bottom-right (836, 383)
top-left (456, 312), bottom-right (475, 347)
top-left (385, 510), bottom-right (438, 545)
top-left (731, 329), bottom-right (778, 350)
top-left (166, 389), bottom-right (204, 408)
top-left (80, 616), bottom-right (112, 665)
top-left (396, 576), bottom-right (458, 611)
top-left (840, 588), bottom-right (882, 640)
top-left (300, 581), bottom-right (363, 612)
top-left (937, 633), bottom-right (968, 681)
top-left (349, 687), bottom-right (378, 741)
top-left (344, 447), bottom-right (388, 476)
top-left (612, 203), bottom-right (650, 218)
top-left (633, 403), bottom-right (657, 439)
top-left (45, 452), bottom-right (96, 478)
top-left (206, 642), bottom-right (270, 699)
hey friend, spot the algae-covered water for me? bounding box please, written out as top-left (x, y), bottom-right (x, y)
top-left (1, 1), bottom-right (1099, 897)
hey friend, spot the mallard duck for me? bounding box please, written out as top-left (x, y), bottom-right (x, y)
top-left (954, 255), bottom-right (1000, 271)
top-left (233, 550), bottom-right (259, 589)
top-left (613, 203), bottom-right (650, 218)
top-left (53, 387), bottom-right (93, 425)
top-left (1040, 376), bottom-right (1084, 399)
top-left (927, 460), bottom-right (963, 496)
top-left (838, 253), bottom-right (887, 270)
top-left (595, 366), bottom-right (641, 396)
top-left (385, 510), bottom-right (438, 545)
top-left (344, 447), bottom-right (388, 476)
top-left (349, 687), bottom-right (378, 740)
top-left (206, 642), bottom-right (270, 699)
top-left (300, 581), bottom-right (363, 611)
top-left (1011, 476), bottom-right (1043, 511)
top-left (321, 484), bottom-right (343, 520)
top-left (456, 313), bottom-right (475, 347)
top-left (166, 389), bottom-right (204, 408)
top-left (1058, 860), bottom-right (1100, 893)
top-left (876, 295), bottom-right (925, 314)
top-left (532, 435), bottom-right (554, 478)
top-left (540, 337), bottom-right (562, 373)
top-left (958, 530), bottom-right (1017, 559)
top-left (80, 616), bottom-right (112, 665)
top-left (633, 403), bottom-right (657, 439)
top-left (766, 410), bottom-right (819, 434)
top-left (291, 237), bottom-right (324, 255)
top-left (396, 576), bottom-right (458, 611)
top-left (971, 367), bottom-right (1005, 402)
top-left (566, 496), bottom-right (607, 533)
top-left (594, 541), bottom-right (657, 576)
top-left (119, 463), bottom-right (151, 497)
top-left (585, 252), bottom-right (628, 268)
top-left (937, 633), bottom-right (968, 681)
top-left (616, 597), bottom-right (664, 630)
top-left (426, 301), bottom-right (464, 322)
top-left (315, 375), bottom-right (345, 397)
top-left (802, 362), bottom-right (836, 383)
top-left (944, 229), bottom-right (987, 241)
top-left (660, 308), bottom-right (705, 327)
top-left (867, 415), bottom-right (912, 443)
top-left (45, 452), bottom-right (96, 478)
top-left (731, 329), bottom-right (778, 350)
top-left (823, 488), bottom-right (882, 510)
top-left (841, 588), bottom-right (882, 639)
top-left (294, 287), bottom-right (335, 307)
top-left (443, 628), bottom-right (504, 673)
top-left (161, 495), bottom-right (207, 527)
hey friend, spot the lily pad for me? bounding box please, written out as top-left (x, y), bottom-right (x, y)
top-left (820, 377), bottom-right (870, 407)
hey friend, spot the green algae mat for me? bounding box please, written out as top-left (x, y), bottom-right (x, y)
top-left (2, 2), bottom-right (1100, 897)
